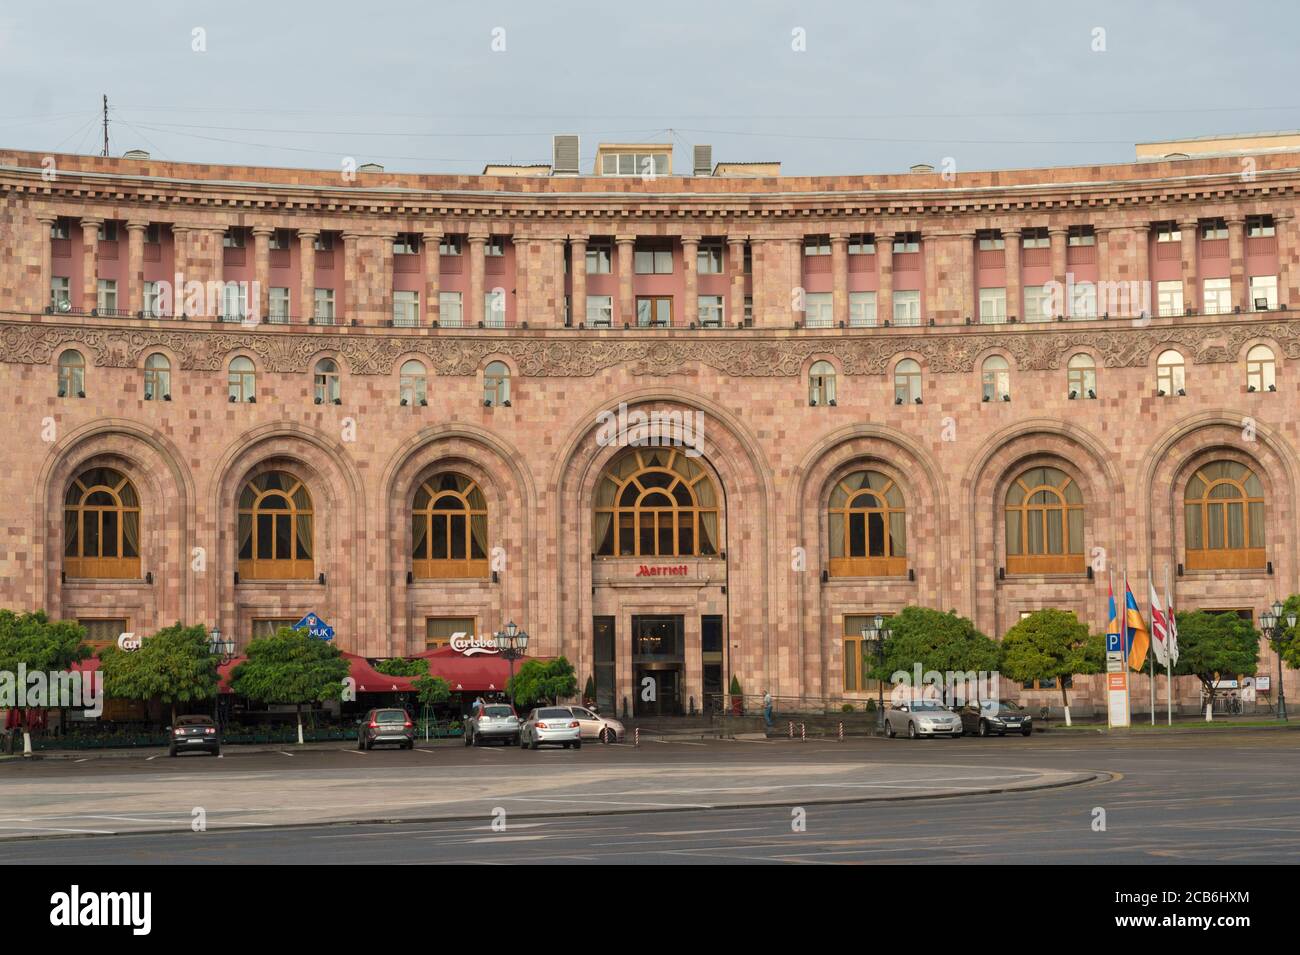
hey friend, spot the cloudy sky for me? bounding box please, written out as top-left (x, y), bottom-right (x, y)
top-left (0, 0), bottom-right (1291, 176)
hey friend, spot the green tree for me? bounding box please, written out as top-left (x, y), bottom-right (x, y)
top-left (999, 609), bottom-right (1104, 726)
top-left (867, 607), bottom-right (1001, 705)
top-left (583, 675), bottom-right (597, 705)
top-left (229, 627), bottom-right (350, 744)
top-left (412, 674), bottom-right (451, 708)
top-left (99, 623), bottom-right (219, 726)
top-left (1170, 611), bottom-right (1260, 716)
top-left (506, 656), bottom-right (578, 710)
top-left (374, 657), bottom-right (429, 678)
top-left (0, 610), bottom-right (89, 755)
top-left (1274, 595), bottom-right (1300, 673)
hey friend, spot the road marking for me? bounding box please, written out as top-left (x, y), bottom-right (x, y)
top-left (344, 749), bottom-right (367, 756)
top-left (277, 751), bottom-right (294, 758)
top-left (650, 739), bottom-right (706, 745)
top-left (646, 827), bottom-right (766, 837)
top-left (468, 835), bottom-right (548, 843)
top-left (0, 825), bottom-right (117, 834)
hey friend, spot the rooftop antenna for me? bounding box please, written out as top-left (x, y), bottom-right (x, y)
top-left (101, 94), bottom-right (109, 157)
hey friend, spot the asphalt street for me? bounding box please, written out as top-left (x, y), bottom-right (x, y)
top-left (0, 728), bottom-right (1296, 863)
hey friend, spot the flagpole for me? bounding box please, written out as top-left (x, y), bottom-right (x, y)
top-left (1165, 564), bottom-right (1173, 726)
top-left (1124, 567), bottom-right (1132, 725)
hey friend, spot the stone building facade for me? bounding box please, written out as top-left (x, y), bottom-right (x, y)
top-left (2, 139), bottom-right (1299, 716)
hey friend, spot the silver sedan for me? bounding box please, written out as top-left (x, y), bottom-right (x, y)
top-left (518, 707), bottom-right (583, 749)
top-left (883, 699), bottom-right (964, 739)
top-left (566, 706), bottom-right (625, 743)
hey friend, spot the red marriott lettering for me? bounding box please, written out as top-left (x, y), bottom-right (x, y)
top-left (636, 564), bottom-right (689, 577)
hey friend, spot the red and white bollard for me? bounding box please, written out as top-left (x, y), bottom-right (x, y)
top-left (634, 727), bottom-right (640, 748)
top-left (800, 722), bottom-right (807, 742)
top-left (838, 721), bottom-right (844, 742)
top-left (788, 721), bottom-right (794, 739)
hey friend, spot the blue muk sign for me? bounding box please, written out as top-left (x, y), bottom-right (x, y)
top-left (294, 612), bottom-right (335, 641)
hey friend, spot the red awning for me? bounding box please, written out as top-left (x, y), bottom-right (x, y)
top-left (343, 652), bottom-right (420, 694)
top-left (412, 646), bottom-right (524, 694)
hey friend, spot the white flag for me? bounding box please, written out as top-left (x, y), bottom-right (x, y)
top-left (1148, 575), bottom-right (1169, 667)
top-left (1164, 575), bottom-right (1179, 666)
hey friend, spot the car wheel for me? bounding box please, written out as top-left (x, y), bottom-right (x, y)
top-left (168, 745), bottom-right (177, 758)
top-left (212, 747), bottom-right (220, 757)
top-left (1022, 728), bottom-right (1033, 737)
top-left (885, 720), bottom-right (895, 739)
top-left (979, 720), bottom-right (990, 737)
top-left (907, 721), bottom-right (918, 739)
top-left (562, 742), bottom-right (571, 750)
top-left (951, 732), bottom-right (962, 739)
top-left (573, 739), bottom-right (582, 750)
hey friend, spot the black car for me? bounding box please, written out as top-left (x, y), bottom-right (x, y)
top-left (358, 708), bottom-right (416, 750)
top-left (960, 699), bottom-right (1033, 737)
top-left (168, 714), bottom-right (221, 757)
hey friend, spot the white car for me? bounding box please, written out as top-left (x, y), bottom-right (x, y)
top-left (566, 706), bottom-right (624, 743)
top-left (883, 699), bottom-right (964, 739)
top-left (518, 707), bottom-right (582, 750)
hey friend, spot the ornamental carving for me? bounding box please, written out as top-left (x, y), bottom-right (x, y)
top-left (3, 319), bottom-right (1298, 378)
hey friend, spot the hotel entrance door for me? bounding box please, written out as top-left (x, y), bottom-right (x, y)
top-left (632, 614), bottom-right (684, 716)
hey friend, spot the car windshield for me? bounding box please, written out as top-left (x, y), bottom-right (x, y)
top-left (998, 700), bottom-right (1025, 711)
top-left (537, 708), bottom-right (571, 719)
top-left (176, 715), bottom-right (213, 726)
top-left (375, 710), bottom-right (407, 722)
top-left (482, 705), bottom-right (514, 717)
top-left (908, 700), bottom-right (949, 711)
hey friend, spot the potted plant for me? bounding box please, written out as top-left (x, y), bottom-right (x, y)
top-left (729, 675), bottom-right (744, 716)
top-left (583, 675), bottom-right (597, 707)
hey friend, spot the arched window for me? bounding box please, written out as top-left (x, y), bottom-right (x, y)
top-left (894, 359), bottom-right (922, 404)
top-left (1067, 353), bottom-right (1096, 399)
top-left (143, 353), bottom-right (171, 401)
top-left (981, 355), bottom-right (1010, 401)
top-left (484, 361), bottom-right (510, 406)
top-left (228, 357), bottom-right (255, 403)
top-left (1246, 345), bottom-right (1276, 392)
top-left (594, 448), bottom-right (720, 557)
top-left (828, 470), bottom-right (907, 576)
top-left (1156, 349), bottom-right (1185, 396)
top-left (412, 473), bottom-right (488, 578)
top-left (314, 359), bottom-right (341, 404)
top-left (809, 360), bottom-right (837, 406)
top-left (1005, 467), bottom-right (1084, 574)
top-left (1184, 461), bottom-right (1265, 570)
top-left (400, 360), bottom-right (428, 406)
top-left (64, 468), bottom-right (141, 579)
top-left (58, 349), bottom-right (85, 398)
top-left (237, 472), bottom-right (314, 580)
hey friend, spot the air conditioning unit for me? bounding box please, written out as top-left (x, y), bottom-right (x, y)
top-left (553, 135), bottom-right (580, 176)
top-left (693, 144), bottom-right (713, 176)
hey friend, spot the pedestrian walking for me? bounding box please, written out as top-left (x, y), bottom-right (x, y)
top-left (763, 689), bottom-right (773, 728)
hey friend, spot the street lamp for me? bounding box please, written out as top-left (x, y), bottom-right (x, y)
top-left (1262, 601), bottom-right (1294, 722)
top-left (494, 621), bottom-right (529, 708)
top-left (861, 614), bottom-right (892, 731)
top-left (208, 626), bottom-right (235, 665)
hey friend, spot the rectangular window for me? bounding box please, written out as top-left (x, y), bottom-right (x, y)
top-left (313, 233), bottom-right (334, 252)
top-left (144, 223), bottom-right (161, 244)
top-left (96, 279), bottom-right (118, 313)
top-left (634, 242), bottom-right (673, 274)
top-left (600, 152), bottom-right (669, 176)
top-left (698, 295), bottom-right (724, 327)
top-left (1247, 215), bottom-right (1275, 238)
top-left (1202, 277), bottom-right (1232, 315)
top-left (78, 618), bottom-right (129, 653)
top-left (1071, 281), bottom-right (1097, 319)
top-left (1021, 228), bottom-right (1049, 249)
top-left (484, 290), bottom-right (506, 327)
top-left (1023, 284), bottom-right (1049, 322)
top-left (50, 276), bottom-right (71, 311)
top-left (842, 614), bottom-right (888, 694)
top-left (143, 280), bottom-right (162, 317)
top-left (893, 232), bottom-right (920, 253)
top-left (849, 291), bottom-right (877, 327)
top-left (484, 236), bottom-right (505, 257)
top-left (1157, 280), bottom-right (1184, 317)
top-left (635, 296), bottom-right (673, 327)
top-left (803, 235), bottom-right (831, 256)
top-left (1155, 222), bottom-right (1182, 243)
top-left (393, 233), bottom-right (419, 255)
top-left (1250, 275), bottom-right (1278, 311)
top-left (585, 294), bottom-right (613, 327)
top-left (313, 288), bottom-right (335, 322)
top-left (892, 290), bottom-right (921, 326)
top-left (251, 618), bottom-right (298, 645)
top-left (977, 229), bottom-right (1004, 251)
top-left (269, 287), bottom-right (290, 323)
top-left (978, 287), bottom-right (1006, 324)
top-left (744, 295), bottom-right (753, 324)
top-left (50, 219), bottom-right (71, 240)
top-left (439, 236), bottom-right (463, 256)
top-left (848, 233), bottom-right (875, 255)
top-left (270, 229), bottom-right (291, 251)
top-left (97, 221), bottom-right (118, 242)
top-left (223, 229), bottom-right (246, 249)
top-left (1067, 225), bottom-right (1095, 246)
top-left (439, 291), bottom-right (463, 327)
top-left (221, 283), bottom-right (247, 321)
top-left (804, 292), bottom-right (833, 327)
top-left (1200, 218), bottom-right (1228, 241)
top-left (585, 239), bottom-right (612, 274)
top-left (426, 616), bottom-right (475, 651)
top-left (697, 239), bottom-right (725, 274)
top-left (393, 289), bottom-right (420, 326)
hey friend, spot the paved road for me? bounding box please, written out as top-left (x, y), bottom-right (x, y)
top-left (1, 729), bottom-right (1296, 863)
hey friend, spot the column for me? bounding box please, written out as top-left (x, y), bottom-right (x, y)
top-left (79, 217), bottom-right (101, 312)
top-left (1095, 226), bottom-right (1111, 316)
top-left (1133, 223), bottom-right (1150, 317)
top-left (251, 225), bottom-right (273, 322)
top-left (959, 231), bottom-right (975, 320)
top-left (171, 226), bottom-right (189, 318)
top-left (298, 229), bottom-right (318, 321)
top-left (615, 235), bottom-right (635, 326)
top-left (125, 221), bottom-right (147, 317)
top-left (552, 236), bottom-right (567, 326)
top-left (1180, 218), bottom-right (1199, 315)
top-left (1049, 226), bottom-right (1068, 317)
top-left (422, 230), bottom-right (441, 324)
top-left (877, 232), bottom-right (893, 325)
top-left (570, 235), bottom-right (587, 327)
top-left (681, 234), bottom-right (699, 327)
top-left (342, 232), bottom-right (360, 324)
top-left (727, 236), bottom-right (746, 328)
top-left (830, 232), bottom-right (849, 326)
top-left (468, 233), bottom-right (487, 326)
top-left (37, 215), bottom-right (55, 312)
top-left (380, 233), bottom-right (396, 327)
top-left (1003, 228), bottom-right (1021, 321)
top-left (1275, 214), bottom-right (1294, 308)
top-left (1228, 216), bottom-right (1247, 311)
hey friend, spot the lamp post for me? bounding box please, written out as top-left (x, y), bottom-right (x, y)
top-left (494, 620), bottom-right (529, 708)
top-left (861, 613), bottom-right (892, 731)
top-left (208, 626), bottom-right (236, 724)
top-left (1262, 600), bottom-right (1294, 722)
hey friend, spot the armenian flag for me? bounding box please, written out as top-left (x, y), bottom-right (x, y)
top-left (1107, 578), bottom-right (1122, 652)
top-left (1125, 577), bottom-right (1150, 670)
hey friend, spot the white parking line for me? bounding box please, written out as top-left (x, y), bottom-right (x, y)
top-left (277, 751), bottom-right (294, 757)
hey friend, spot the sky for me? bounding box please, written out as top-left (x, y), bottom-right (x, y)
top-left (0, 0), bottom-right (1294, 177)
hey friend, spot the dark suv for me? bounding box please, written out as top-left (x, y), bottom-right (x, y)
top-left (357, 708), bottom-right (415, 750)
top-left (168, 714), bottom-right (221, 757)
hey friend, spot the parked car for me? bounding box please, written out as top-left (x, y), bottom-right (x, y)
top-left (518, 707), bottom-right (582, 750)
top-left (465, 702), bottom-right (521, 746)
top-left (167, 714), bottom-right (221, 757)
top-left (357, 707), bottom-right (415, 750)
top-left (961, 699), bottom-right (1034, 737)
top-left (565, 705), bottom-right (624, 743)
top-left (883, 699), bottom-right (963, 739)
